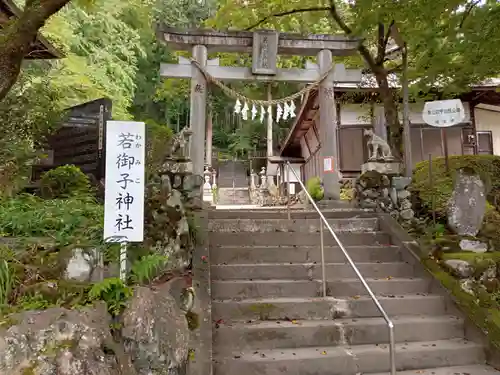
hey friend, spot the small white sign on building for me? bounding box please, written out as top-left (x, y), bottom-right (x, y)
top-left (422, 99), bottom-right (465, 127)
top-left (104, 121), bottom-right (146, 243)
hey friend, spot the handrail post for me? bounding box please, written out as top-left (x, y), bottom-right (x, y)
top-left (286, 163), bottom-right (291, 220)
top-left (320, 219), bottom-right (326, 297)
top-left (389, 321), bottom-right (396, 375)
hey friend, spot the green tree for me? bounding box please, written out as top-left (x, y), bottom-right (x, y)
top-left (0, 0), bottom-right (90, 101)
top-left (210, 0), bottom-right (500, 154)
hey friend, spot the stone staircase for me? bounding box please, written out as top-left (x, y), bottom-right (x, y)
top-left (207, 208), bottom-right (500, 375)
top-left (216, 160), bottom-right (250, 205)
top-left (217, 187), bottom-right (251, 205)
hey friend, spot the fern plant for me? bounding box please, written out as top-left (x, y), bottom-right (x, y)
top-left (89, 278), bottom-right (132, 316)
top-left (0, 260), bottom-right (15, 307)
top-left (130, 254), bottom-right (168, 285)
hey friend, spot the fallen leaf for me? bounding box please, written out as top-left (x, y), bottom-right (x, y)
top-left (321, 351), bottom-right (327, 355)
top-left (386, 276), bottom-right (393, 280)
top-left (291, 320), bottom-right (300, 325)
top-left (351, 295), bottom-right (360, 300)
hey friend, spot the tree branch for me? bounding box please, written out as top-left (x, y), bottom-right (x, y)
top-left (460, 0), bottom-right (481, 28)
top-left (245, 7), bottom-right (331, 31)
top-left (328, 0), bottom-right (379, 72)
top-left (0, 0), bottom-right (71, 101)
top-left (379, 20), bottom-right (395, 64)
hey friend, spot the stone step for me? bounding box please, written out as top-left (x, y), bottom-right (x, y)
top-left (211, 245), bottom-right (402, 265)
top-left (217, 199), bottom-right (251, 205)
top-left (371, 365), bottom-right (500, 375)
top-left (208, 209), bottom-right (375, 220)
top-left (213, 315), bottom-right (464, 353)
top-left (212, 295), bottom-right (447, 321)
top-left (208, 218), bottom-right (379, 233)
top-left (211, 278), bottom-right (430, 299)
top-left (209, 232), bottom-right (391, 247)
top-left (213, 339), bottom-right (485, 375)
top-left (211, 262), bottom-right (414, 281)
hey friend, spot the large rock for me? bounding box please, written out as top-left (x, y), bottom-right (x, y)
top-left (447, 170), bottom-right (486, 237)
top-left (0, 303), bottom-right (120, 375)
top-left (65, 248), bottom-right (102, 282)
top-left (122, 280), bottom-right (190, 375)
top-left (443, 259), bottom-right (473, 278)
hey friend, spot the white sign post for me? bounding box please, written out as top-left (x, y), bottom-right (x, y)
top-left (104, 121), bottom-right (146, 281)
top-left (422, 99), bottom-right (465, 173)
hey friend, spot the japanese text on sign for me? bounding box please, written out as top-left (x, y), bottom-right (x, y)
top-left (422, 99), bottom-right (466, 127)
top-left (104, 121), bottom-right (145, 242)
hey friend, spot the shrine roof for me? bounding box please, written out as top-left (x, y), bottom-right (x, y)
top-left (279, 81), bottom-right (500, 156)
top-left (0, 0), bottom-right (62, 59)
top-left (156, 25), bottom-right (362, 56)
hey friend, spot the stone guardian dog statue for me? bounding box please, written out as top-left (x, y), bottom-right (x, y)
top-left (364, 128), bottom-right (394, 161)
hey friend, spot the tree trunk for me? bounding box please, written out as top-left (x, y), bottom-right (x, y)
top-left (374, 69), bottom-right (402, 159)
top-left (328, 3), bottom-right (402, 157)
top-left (0, 0), bottom-right (71, 102)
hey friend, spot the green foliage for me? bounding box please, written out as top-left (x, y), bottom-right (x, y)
top-left (40, 165), bottom-right (92, 199)
top-left (0, 138), bottom-right (36, 198)
top-left (0, 194), bottom-right (103, 240)
top-left (130, 254), bottom-right (169, 285)
top-left (306, 177), bottom-right (324, 201)
top-left (0, 260), bottom-right (15, 307)
top-left (411, 155), bottom-right (500, 219)
top-left (210, 0), bottom-right (500, 96)
top-left (89, 278), bottom-right (132, 316)
top-left (145, 120), bottom-right (173, 176)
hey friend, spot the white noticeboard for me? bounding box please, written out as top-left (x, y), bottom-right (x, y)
top-left (422, 99), bottom-right (465, 127)
top-left (103, 121), bottom-right (145, 243)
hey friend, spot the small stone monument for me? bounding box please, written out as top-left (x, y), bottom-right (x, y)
top-left (447, 169), bottom-right (487, 252)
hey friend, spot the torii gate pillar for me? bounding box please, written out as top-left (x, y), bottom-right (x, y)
top-left (189, 44), bottom-right (207, 177)
top-left (317, 49), bottom-right (340, 200)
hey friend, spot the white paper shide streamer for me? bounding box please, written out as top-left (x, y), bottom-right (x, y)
top-left (260, 106), bottom-right (265, 123)
top-left (289, 100), bottom-right (296, 118)
top-left (276, 103), bottom-right (283, 123)
top-left (283, 102), bottom-right (290, 121)
top-left (234, 99), bottom-right (242, 114)
top-left (241, 101), bottom-right (249, 120)
top-left (267, 105), bottom-right (273, 123)
top-left (251, 104), bottom-right (258, 120)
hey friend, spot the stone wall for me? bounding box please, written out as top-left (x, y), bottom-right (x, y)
top-left (354, 165), bottom-right (414, 224)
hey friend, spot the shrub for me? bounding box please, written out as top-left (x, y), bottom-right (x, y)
top-left (306, 177), bottom-right (324, 201)
top-left (411, 155), bottom-right (500, 219)
top-left (0, 193), bottom-right (103, 240)
top-left (40, 165), bottom-right (92, 199)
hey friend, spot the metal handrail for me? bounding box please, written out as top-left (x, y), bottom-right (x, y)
top-left (285, 162), bottom-right (396, 375)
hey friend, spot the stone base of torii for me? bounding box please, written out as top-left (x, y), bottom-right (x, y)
top-left (156, 26), bottom-right (363, 201)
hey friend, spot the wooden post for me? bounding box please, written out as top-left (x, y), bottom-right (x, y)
top-left (441, 128), bottom-right (450, 173)
top-left (206, 109), bottom-right (213, 166)
top-left (189, 44), bottom-right (208, 177)
top-left (317, 49), bottom-right (340, 200)
top-left (267, 84), bottom-right (273, 158)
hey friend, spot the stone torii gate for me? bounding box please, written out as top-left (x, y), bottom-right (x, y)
top-left (157, 26), bottom-right (362, 200)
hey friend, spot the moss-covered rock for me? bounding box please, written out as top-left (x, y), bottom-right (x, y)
top-left (411, 155), bottom-right (500, 218)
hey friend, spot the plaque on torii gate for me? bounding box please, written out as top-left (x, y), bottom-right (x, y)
top-left (157, 26), bottom-right (363, 200)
